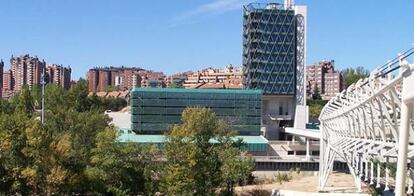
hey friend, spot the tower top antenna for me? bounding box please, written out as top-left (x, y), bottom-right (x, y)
top-left (284, 0), bottom-right (295, 9)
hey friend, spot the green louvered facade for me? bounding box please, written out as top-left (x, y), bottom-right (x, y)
top-left (131, 88), bottom-right (262, 135)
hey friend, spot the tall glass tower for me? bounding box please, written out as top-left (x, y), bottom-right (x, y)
top-left (243, 1), bottom-right (307, 139)
top-left (243, 3), bottom-right (296, 95)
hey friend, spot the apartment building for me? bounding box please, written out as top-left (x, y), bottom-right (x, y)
top-left (10, 54), bottom-right (45, 91)
top-left (2, 55), bottom-right (71, 95)
top-left (306, 60), bottom-right (344, 100)
top-left (139, 70), bottom-right (166, 88)
top-left (183, 65), bottom-right (242, 89)
top-left (324, 72), bottom-right (343, 98)
top-left (2, 70), bottom-right (12, 91)
top-left (47, 64), bottom-right (72, 90)
top-left (165, 71), bottom-right (193, 87)
top-left (0, 60), bottom-right (3, 97)
top-left (87, 67), bottom-right (165, 92)
top-left (87, 69), bottom-right (99, 92)
top-left (87, 67), bottom-right (141, 92)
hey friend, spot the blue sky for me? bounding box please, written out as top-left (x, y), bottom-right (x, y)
top-left (0, 0), bottom-right (413, 79)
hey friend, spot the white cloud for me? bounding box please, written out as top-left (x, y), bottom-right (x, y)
top-left (171, 0), bottom-right (251, 25)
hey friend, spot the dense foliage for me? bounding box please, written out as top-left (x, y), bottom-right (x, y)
top-left (307, 99), bottom-right (328, 120)
top-left (341, 66), bottom-right (370, 88)
top-left (0, 83), bottom-right (253, 195)
top-left (307, 85), bottom-right (327, 120)
top-left (0, 82), bottom-right (151, 195)
top-left (162, 108), bottom-right (254, 195)
top-left (30, 79), bottom-right (127, 112)
top-left (167, 82), bottom-right (184, 88)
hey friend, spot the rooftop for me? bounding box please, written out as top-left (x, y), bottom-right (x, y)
top-left (244, 3), bottom-right (294, 11)
top-left (132, 87), bottom-right (261, 94)
top-left (118, 130), bottom-right (268, 145)
top-left (107, 111), bottom-right (131, 129)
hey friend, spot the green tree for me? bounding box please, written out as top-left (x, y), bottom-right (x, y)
top-left (0, 85), bottom-right (253, 195)
top-left (30, 85), bottom-right (42, 109)
top-left (161, 107), bottom-right (254, 195)
top-left (67, 78), bottom-right (91, 112)
top-left (219, 148), bottom-right (254, 195)
top-left (311, 86), bottom-right (322, 100)
top-left (342, 66), bottom-right (370, 88)
top-left (0, 82), bottom-right (138, 195)
top-left (167, 82), bottom-right (182, 88)
top-left (0, 99), bottom-right (15, 114)
top-left (86, 128), bottom-right (157, 195)
top-left (15, 86), bottom-right (35, 114)
top-left (0, 112), bottom-right (36, 194)
top-left (106, 85), bottom-right (119, 92)
top-left (45, 84), bottom-right (67, 111)
top-left (101, 97), bottom-right (127, 111)
top-left (307, 99), bottom-right (328, 119)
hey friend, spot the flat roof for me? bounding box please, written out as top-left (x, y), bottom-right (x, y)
top-left (118, 130), bottom-right (268, 144)
top-left (132, 88), bottom-right (262, 94)
top-left (284, 127), bottom-right (320, 140)
top-left (118, 131), bottom-right (165, 143)
top-left (107, 112), bottom-right (131, 129)
top-left (235, 135), bottom-right (268, 144)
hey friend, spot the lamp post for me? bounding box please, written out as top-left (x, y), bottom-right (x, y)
top-left (41, 65), bottom-right (46, 124)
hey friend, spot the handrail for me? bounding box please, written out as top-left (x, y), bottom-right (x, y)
top-left (318, 44), bottom-right (414, 194)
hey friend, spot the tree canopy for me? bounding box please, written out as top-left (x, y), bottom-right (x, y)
top-left (162, 107), bottom-right (254, 195)
top-left (0, 82), bottom-right (151, 195)
top-left (0, 84), bottom-right (254, 195)
top-left (167, 82), bottom-right (183, 88)
top-left (307, 99), bottom-right (328, 120)
top-left (311, 86), bottom-right (322, 100)
top-left (341, 66), bottom-right (370, 88)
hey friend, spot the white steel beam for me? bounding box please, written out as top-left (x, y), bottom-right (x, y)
top-left (319, 52), bottom-right (414, 194)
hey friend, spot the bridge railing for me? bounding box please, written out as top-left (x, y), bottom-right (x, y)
top-left (318, 46), bottom-right (414, 195)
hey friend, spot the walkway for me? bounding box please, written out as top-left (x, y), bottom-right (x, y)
top-left (318, 46), bottom-right (414, 195)
top-left (235, 172), bottom-right (369, 195)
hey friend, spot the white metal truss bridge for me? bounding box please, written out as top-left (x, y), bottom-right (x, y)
top-left (319, 46), bottom-right (414, 195)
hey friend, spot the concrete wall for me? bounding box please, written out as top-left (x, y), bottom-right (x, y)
top-left (262, 96), bottom-right (295, 140)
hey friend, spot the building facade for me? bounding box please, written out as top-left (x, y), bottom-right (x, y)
top-left (324, 72), bottom-right (343, 99)
top-left (183, 65), bottom-right (242, 89)
top-left (10, 54), bottom-right (46, 91)
top-left (120, 69), bottom-right (143, 90)
top-left (242, 2), bottom-right (307, 139)
top-left (2, 71), bottom-right (11, 91)
top-left (306, 60), bottom-right (343, 100)
top-left (0, 60), bottom-right (3, 98)
top-left (87, 69), bottom-right (99, 92)
top-left (140, 71), bottom-right (166, 88)
top-left (166, 71), bottom-right (193, 87)
top-left (2, 70), bottom-right (12, 98)
top-left (87, 67), bottom-right (145, 92)
top-left (87, 67), bottom-right (167, 92)
top-left (2, 55), bottom-right (71, 95)
top-left (243, 3), bottom-right (297, 95)
top-left (131, 88), bottom-right (262, 135)
top-left (47, 64), bottom-right (72, 90)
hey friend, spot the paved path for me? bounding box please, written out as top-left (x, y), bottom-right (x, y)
top-left (235, 172), bottom-right (369, 195)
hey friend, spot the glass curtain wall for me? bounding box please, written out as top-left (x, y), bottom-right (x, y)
top-left (131, 88), bottom-right (262, 135)
top-left (243, 3), bottom-right (297, 95)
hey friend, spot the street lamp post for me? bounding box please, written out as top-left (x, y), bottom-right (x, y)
top-left (41, 65), bottom-right (45, 124)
